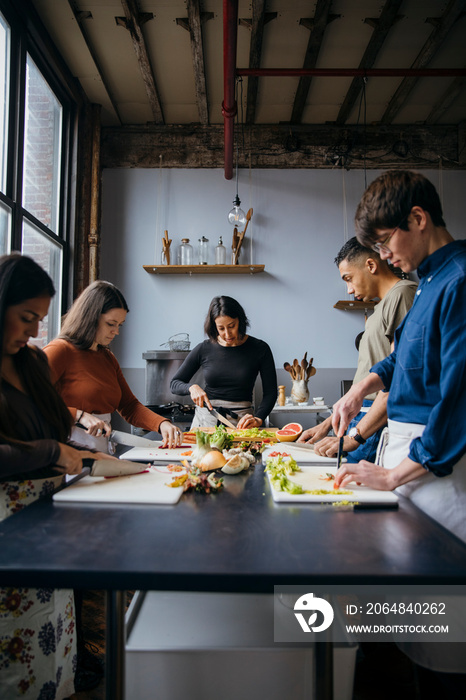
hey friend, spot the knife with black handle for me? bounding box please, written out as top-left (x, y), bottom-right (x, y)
top-left (336, 436), bottom-right (344, 471)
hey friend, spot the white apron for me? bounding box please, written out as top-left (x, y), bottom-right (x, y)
top-left (382, 419), bottom-right (466, 673)
top-left (383, 419), bottom-right (466, 544)
top-left (191, 400), bottom-right (253, 429)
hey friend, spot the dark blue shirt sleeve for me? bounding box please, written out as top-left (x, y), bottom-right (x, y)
top-left (407, 277), bottom-right (466, 476)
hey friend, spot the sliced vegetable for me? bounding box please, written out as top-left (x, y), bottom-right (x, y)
top-left (210, 425), bottom-right (234, 451)
top-left (190, 429), bottom-right (212, 467)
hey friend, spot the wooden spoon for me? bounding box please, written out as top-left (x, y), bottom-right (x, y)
top-left (301, 356), bottom-right (308, 379)
top-left (306, 357), bottom-right (316, 379)
top-left (283, 362), bottom-right (293, 378)
top-left (233, 209), bottom-right (253, 265)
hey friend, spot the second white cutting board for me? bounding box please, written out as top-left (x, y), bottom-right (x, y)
top-left (53, 466), bottom-right (184, 505)
top-left (121, 443), bottom-right (193, 463)
top-left (262, 444), bottom-right (345, 466)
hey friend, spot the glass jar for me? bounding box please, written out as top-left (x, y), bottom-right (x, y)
top-left (179, 238), bottom-right (193, 265)
top-left (215, 237), bottom-right (226, 264)
top-left (198, 236), bottom-right (209, 264)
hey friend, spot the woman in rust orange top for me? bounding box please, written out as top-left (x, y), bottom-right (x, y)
top-left (44, 281), bottom-right (181, 452)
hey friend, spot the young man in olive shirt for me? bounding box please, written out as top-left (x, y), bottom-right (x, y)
top-left (299, 237), bottom-right (417, 462)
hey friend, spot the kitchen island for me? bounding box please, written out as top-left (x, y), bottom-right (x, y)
top-left (1, 459), bottom-right (465, 700)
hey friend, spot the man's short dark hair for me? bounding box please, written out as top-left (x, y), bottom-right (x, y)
top-left (355, 170), bottom-right (446, 248)
top-left (334, 236), bottom-right (380, 267)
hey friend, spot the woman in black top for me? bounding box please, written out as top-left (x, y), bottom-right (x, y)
top-left (170, 296), bottom-right (277, 429)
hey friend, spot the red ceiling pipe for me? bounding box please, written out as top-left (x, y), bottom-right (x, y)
top-left (223, 0), bottom-right (239, 180)
top-left (237, 67), bottom-right (466, 77)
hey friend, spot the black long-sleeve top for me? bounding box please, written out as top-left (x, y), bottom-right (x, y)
top-left (170, 336), bottom-right (277, 422)
top-left (0, 379), bottom-right (90, 480)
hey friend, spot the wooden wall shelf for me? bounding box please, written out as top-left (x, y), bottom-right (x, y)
top-left (334, 300), bottom-right (376, 311)
top-left (143, 264), bottom-right (265, 275)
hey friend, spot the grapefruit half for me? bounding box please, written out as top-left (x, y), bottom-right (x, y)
top-left (276, 422), bottom-right (303, 442)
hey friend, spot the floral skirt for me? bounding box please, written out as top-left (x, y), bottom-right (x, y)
top-left (0, 477), bottom-right (77, 699)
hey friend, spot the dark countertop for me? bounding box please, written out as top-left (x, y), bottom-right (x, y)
top-left (1, 462), bottom-right (466, 590)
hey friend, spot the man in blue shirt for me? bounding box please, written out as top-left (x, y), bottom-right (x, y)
top-left (333, 170), bottom-right (466, 545)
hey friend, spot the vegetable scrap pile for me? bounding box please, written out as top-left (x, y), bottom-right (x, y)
top-left (168, 466), bottom-right (223, 494)
top-left (190, 426), bottom-right (262, 474)
top-left (165, 426), bottom-right (264, 493)
top-left (265, 455), bottom-right (353, 496)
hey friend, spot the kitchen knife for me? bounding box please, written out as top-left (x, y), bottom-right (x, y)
top-left (208, 407), bottom-right (236, 429)
top-left (336, 436), bottom-right (344, 471)
top-left (284, 442), bottom-right (315, 451)
top-left (109, 430), bottom-right (157, 448)
top-left (83, 458), bottom-right (149, 477)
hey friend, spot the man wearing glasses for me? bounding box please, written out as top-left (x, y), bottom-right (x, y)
top-left (333, 170), bottom-right (466, 545)
top-left (299, 236), bottom-right (417, 463)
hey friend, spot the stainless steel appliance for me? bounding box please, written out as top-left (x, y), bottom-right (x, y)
top-left (141, 350), bottom-right (200, 432)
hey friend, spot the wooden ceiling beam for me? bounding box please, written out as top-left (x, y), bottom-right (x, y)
top-left (101, 123), bottom-right (463, 170)
top-left (67, 0), bottom-right (122, 124)
top-left (381, 0), bottom-right (466, 125)
top-left (291, 0), bottom-right (339, 124)
top-left (426, 72), bottom-right (466, 124)
top-left (336, 0), bottom-right (404, 125)
top-left (238, 1), bottom-right (277, 125)
top-left (175, 1), bottom-right (213, 125)
top-left (117, 0), bottom-right (164, 124)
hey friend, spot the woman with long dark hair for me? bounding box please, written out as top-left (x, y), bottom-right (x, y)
top-left (170, 295), bottom-right (277, 429)
top-left (44, 280), bottom-right (181, 451)
top-left (0, 252), bottom-right (109, 699)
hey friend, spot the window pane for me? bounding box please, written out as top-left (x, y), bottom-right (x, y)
top-left (23, 54), bottom-right (62, 232)
top-left (22, 219), bottom-right (62, 346)
top-left (0, 198), bottom-right (11, 254)
top-left (0, 13), bottom-right (9, 193)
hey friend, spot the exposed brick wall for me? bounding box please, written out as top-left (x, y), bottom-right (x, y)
top-left (23, 58), bottom-right (61, 231)
top-left (21, 58), bottom-right (62, 346)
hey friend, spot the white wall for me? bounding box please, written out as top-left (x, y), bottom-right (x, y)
top-left (100, 167), bottom-right (466, 407)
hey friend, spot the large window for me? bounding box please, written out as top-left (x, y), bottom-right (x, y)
top-left (0, 3), bottom-right (77, 345)
top-left (23, 55), bottom-right (62, 232)
top-left (0, 11), bottom-right (9, 196)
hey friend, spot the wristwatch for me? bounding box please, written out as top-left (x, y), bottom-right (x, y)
top-left (348, 426), bottom-right (366, 445)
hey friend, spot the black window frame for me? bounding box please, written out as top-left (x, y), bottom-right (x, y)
top-left (0, 0), bottom-right (82, 322)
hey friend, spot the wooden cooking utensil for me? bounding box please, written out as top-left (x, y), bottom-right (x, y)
top-left (233, 208), bottom-right (253, 264)
top-left (301, 356), bottom-right (308, 379)
top-left (231, 227), bottom-right (239, 262)
top-left (162, 230), bottom-right (172, 265)
top-left (306, 357), bottom-right (316, 379)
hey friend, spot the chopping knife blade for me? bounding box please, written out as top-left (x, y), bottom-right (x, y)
top-left (109, 430), bottom-right (157, 448)
top-left (208, 407), bottom-right (236, 429)
top-left (336, 436), bottom-right (344, 471)
top-left (281, 442), bottom-right (315, 451)
top-left (83, 458), bottom-right (149, 477)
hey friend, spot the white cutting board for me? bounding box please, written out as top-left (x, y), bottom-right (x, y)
top-left (262, 444), bottom-right (346, 465)
top-left (265, 466), bottom-right (398, 506)
top-left (53, 466), bottom-right (184, 504)
top-left (121, 442), bottom-right (193, 463)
